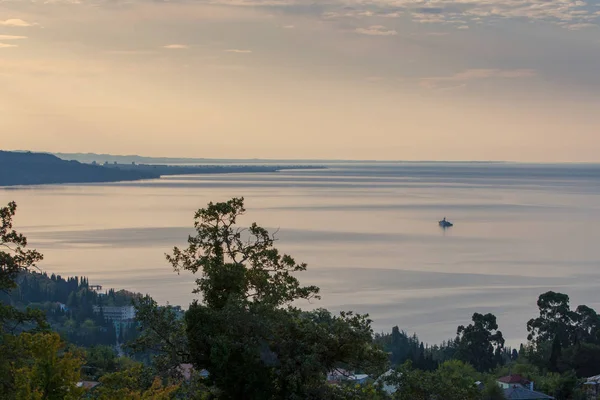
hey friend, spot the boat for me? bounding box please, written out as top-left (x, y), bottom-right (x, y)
top-left (439, 218), bottom-right (453, 228)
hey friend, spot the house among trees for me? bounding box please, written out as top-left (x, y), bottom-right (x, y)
top-left (503, 385), bottom-right (554, 400)
top-left (326, 368), bottom-right (370, 385)
top-left (497, 374), bottom-right (532, 390)
top-left (497, 375), bottom-right (554, 400)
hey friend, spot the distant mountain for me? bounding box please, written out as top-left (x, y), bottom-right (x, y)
top-left (51, 152), bottom-right (511, 165)
top-left (0, 151), bottom-right (325, 187)
top-left (52, 152), bottom-right (307, 165)
top-left (0, 151), bottom-right (158, 186)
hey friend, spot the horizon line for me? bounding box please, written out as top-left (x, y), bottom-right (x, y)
top-left (7, 149), bottom-right (600, 165)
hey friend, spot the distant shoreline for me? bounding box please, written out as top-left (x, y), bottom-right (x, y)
top-left (50, 152), bottom-right (512, 165)
top-left (0, 150), bottom-right (326, 187)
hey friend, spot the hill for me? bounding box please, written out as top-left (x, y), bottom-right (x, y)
top-left (0, 151), bottom-right (159, 186)
top-left (0, 151), bottom-right (326, 186)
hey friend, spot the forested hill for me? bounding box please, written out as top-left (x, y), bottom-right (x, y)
top-left (0, 151), bottom-right (158, 186)
top-left (0, 151), bottom-right (325, 186)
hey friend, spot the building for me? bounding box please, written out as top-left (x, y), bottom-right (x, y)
top-left (178, 364), bottom-right (210, 381)
top-left (497, 374), bottom-right (531, 390)
top-left (77, 381), bottom-right (100, 391)
top-left (503, 385), bottom-right (554, 400)
top-left (348, 374), bottom-right (369, 384)
top-left (326, 368), bottom-right (370, 385)
top-left (375, 369), bottom-right (399, 395)
top-left (93, 305), bottom-right (135, 322)
top-left (93, 305), bottom-right (136, 339)
top-left (327, 368), bottom-right (350, 384)
top-left (496, 375), bottom-right (554, 399)
top-left (583, 375), bottom-right (600, 399)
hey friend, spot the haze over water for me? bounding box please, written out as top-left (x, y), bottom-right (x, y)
top-left (3, 162), bottom-right (600, 346)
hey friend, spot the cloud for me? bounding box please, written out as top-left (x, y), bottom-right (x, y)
top-left (105, 50), bottom-right (157, 55)
top-left (163, 44), bottom-right (189, 49)
top-left (0, 43), bottom-right (18, 48)
top-left (0, 35), bottom-right (27, 40)
top-left (0, 19), bottom-right (35, 27)
top-left (355, 25), bottom-right (398, 36)
top-left (283, 25), bottom-right (295, 28)
top-left (421, 68), bottom-right (537, 89)
top-left (225, 49), bottom-right (252, 53)
top-left (205, 0), bottom-right (600, 30)
top-left (565, 22), bottom-right (597, 30)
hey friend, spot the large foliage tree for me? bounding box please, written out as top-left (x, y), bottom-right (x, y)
top-left (526, 291), bottom-right (600, 375)
top-left (91, 363), bottom-right (180, 400)
top-left (389, 360), bottom-right (481, 400)
top-left (3, 332), bottom-right (84, 400)
top-left (161, 197), bottom-right (387, 399)
top-left (0, 201), bottom-right (45, 332)
top-left (527, 292), bottom-right (577, 349)
top-left (455, 313), bottom-right (505, 372)
top-left (129, 296), bottom-right (190, 379)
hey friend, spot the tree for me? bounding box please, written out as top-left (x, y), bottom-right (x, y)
top-left (549, 336), bottom-right (562, 372)
top-left (390, 360), bottom-right (481, 400)
top-left (0, 201), bottom-right (45, 332)
top-left (527, 292), bottom-right (577, 350)
top-left (511, 348), bottom-right (519, 361)
top-left (481, 378), bottom-right (506, 400)
top-left (129, 296), bottom-right (190, 379)
top-left (573, 305), bottom-right (600, 345)
top-left (91, 363), bottom-right (180, 400)
top-left (161, 197), bottom-right (387, 399)
top-left (4, 332), bottom-right (84, 400)
top-left (456, 313), bottom-right (505, 372)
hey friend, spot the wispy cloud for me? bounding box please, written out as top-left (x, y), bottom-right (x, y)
top-left (283, 25), bottom-right (295, 29)
top-left (0, 35), bottom-right (27, 40)
top-left (421, 69), bottom-right (537, 89)
top-left (0, 19), bottom-right (36, 27)
top-left (163, 44), bottom-right (189, 49)
top-left (225, 49), bottom-right (252, 53)
top-left (200, 0), bottom-right (600, 30)
top-left (105, 50), bottom-right (157, 55)
top-left (565, 22), bottom-right (597, 30)
top-left (355, 25), bottom-right (397, 36)
top-left (0, 43), bottom-right (18, 48)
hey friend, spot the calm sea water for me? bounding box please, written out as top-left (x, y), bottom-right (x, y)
top-left (2, 162), bottom-right (600, 346)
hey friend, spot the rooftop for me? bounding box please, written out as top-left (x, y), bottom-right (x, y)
top-left (498, 374), bottom-right (530, 384)
top-left (504, 386), bottom-right (554, 400)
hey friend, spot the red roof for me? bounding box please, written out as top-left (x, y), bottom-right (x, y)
top-left (498, 375), bottom-right (530, 384)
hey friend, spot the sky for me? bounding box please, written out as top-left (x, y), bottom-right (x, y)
top-left (1, 0), bottom-right (600, 161)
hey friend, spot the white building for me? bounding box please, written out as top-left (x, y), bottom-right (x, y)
top-left (93, 305), bottom-right (135, 321)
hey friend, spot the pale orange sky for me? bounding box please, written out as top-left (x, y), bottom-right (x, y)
top-left (1, 0), bottom-right (600, 161)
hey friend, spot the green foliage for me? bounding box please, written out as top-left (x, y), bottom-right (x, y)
top-left (481, 379), bottom-right (506, 400)
top-left (156, 197), bottom-right (388, 399)
top-left (83, 345), bottom-right (137, 380)
top-left (129, 295), bottom-right (190, 379)
top-left (1, 332), bottom-right (84, 400)
top-left (390, 360), bottom-right (481, 400)
top-left (0, 201), bottom-right (45, 332)
top-left (167, 197), bottom-right (320, 308)
top-left (527, 291), bottom-right (577, 350)
top-left (91, 363), bottom-right (180, 399)
top-left (374, 328), bottom-right (441, 370)
top-left (456, 313), bottom-right (505, 372)
top-left (526, 291), bottom-right (600, 376)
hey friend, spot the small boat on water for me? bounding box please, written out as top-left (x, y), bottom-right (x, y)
top-left (439, 217), bottom-right (453, 228)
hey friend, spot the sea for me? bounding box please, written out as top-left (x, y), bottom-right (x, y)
top-left (2, 162), bottom-right (600, 347)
